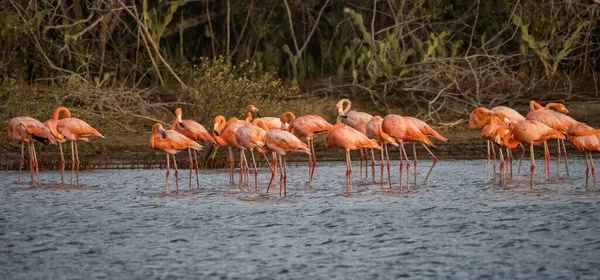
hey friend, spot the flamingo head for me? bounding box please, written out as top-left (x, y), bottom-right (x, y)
top-left (213, 115), bottom-right (226, 136)
top-left (246, 104), bottom-right (260, 118)
top-left (152, 123), bottom-right (167, 139)
top-left (469, 107), bottom-right (492, 129)
top-left (550, 103), bottom-right (569, 114)
top-left (336, 98), bottom-right (351, 117)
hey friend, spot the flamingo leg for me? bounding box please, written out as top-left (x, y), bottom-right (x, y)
top-left (507, 148), bottom-right (513, 179)
top-left (193, 150), bottom-right (200, 188)
top-left (188, 148), bottom-right (193, 189)
top-left (359, 148), bottom-right (363, 179)
top-left (370, 148), bottom-right (376, 183)
top-left (307, 138), bottom-right (313, 187)
top-left (59, 143), bottom-right (65, 184)
top-left (401, 143), bottom-right (410, 191)
top-left (590, 152), bottom-right (596, 190)
top-left (27, 141), bottom-right (34, 185)
top-left (413, 143), bottom-right (418, 186)
top-left (422, 144), bottom-right (439, 185)
top-left (75, 141), bottom-right (80, 185)
top-left (310, 137), bottom-right (317, 186)
top-left (345, 150), bottom-right (349, 193)
top-left (491, 143), bottom-right (497, 180)
top-left (562, 139), bottom-right (570, 176)
top-left (70, 140), bottom-right (75, 185)
top-left (346, 149), bottom-right (353, 194)
top-left (266, 154), bottom-right (277, 193)
top-left (365, 148), bottom-right (369, 179)
top-left (544, 141), bottom-right (550, 179)
top-left (283, 155), bottom-right (288, 197)
top-left (239, 149), bottom-right (246, 189)
top-left (499, 147), bottom-right (505, 185)
top-left (556, 139), bottom-right (561, 178)
top-left (585, 152), bottom-right (590, 191)
top-left (250, 149), bottom-right (258, 193)
top-left (32, 142), bottom-right (40, 186)
top-left (19, 141), bottom-right (24, 182)
top-left (380, 144), bottom-right (385, 189)
top-left (172, 154), bottom-right (179, 192)
top-left (165, 152), bottom-right (170, 193)
top-left (487, 140), bottom-right (491, 181)
top-left (385, 143), bottom-right (392, 188)
top-left (530, 144), bottom-right (535, 190)
top-left (399, 144), bottom-right (404, 192)
top-left (518, 143), bottom-right (525, 174)
top-left (279, 154), bottom-right (284, 196)
top-left (228, 146), bottom-right (234, 184)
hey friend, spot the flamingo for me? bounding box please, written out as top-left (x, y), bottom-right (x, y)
top-left (365, 116), bottom-right (399, 188)
top-left (480, 116), bottom-right (511, 184)
top-left (213, 115), bottom-right (245, 185)
top-left (248, 105), bottom-right (289, 131)
top-left (404, 117), bottom-right (447, 185)
top-left (252, 129), bottom-right (311, 197)
top-left (381, 114), bottom-right (434, 191)
top-left (51, 108), bottom-right (104, 185)
top-left (565, 124), bottom-right (600, 191)
top-left (234, 119), bottom-right (273, 191)
top-left (526, 102), bottom-right (579, 179)
top-left (280, 112), bottom-right (333, 187)
top-left (500, 120), bottom-right (565, 189)
top-left (44, 107), bottom-right (71, 184)
top-left (8, 117), bottom-right (56, 185)
top-left (336, 98), bottom-right (373, 179)
top-left (528, 100), bottom-right (574, 178)
top-left (469, 106), bottom-right (526, 180)
top-left (171, 108), bottom-right (215, 189)
top-left (326, 123), bottom-right (381, 193)
top-left (150, 123), bottom-right (201, 192)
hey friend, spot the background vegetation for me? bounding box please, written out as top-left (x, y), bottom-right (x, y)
top-left (2, 0), bottom-right (600, 167)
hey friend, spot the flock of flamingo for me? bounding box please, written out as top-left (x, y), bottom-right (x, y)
top-left (7, 99), bottom-right (600, 195)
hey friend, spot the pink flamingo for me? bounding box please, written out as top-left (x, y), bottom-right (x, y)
top-left (213, 115), bottom-right (245, 185)
top-left (8, 117), bottom-right (56, 185)
top-left (280, 112), bottom-right (333, 187)
top-left (527, 100), bottom-right (576, 178)
top-left (326, 123), bottom-right (381, 193)
top-left (403, 117), bottom-right (447, 185)
top-left (336, 98), bottom-right (373, 179)
top-left (365, 116), bottom-right (399, 188)
top-left (54, 108), bottom-right (104, 185)
top-left (252, 129), bottom-right (311, 197)
top-left (470, 106), bottom-right (526, 180)
top-left (171, 108), bottom-right (214, 188)
top-left (500, 120), bottom-right (565, 189)
top-left (235, 119), bottom-right (273, 191)
top-left (44, 107), bottom-right (72, 184)
top-left (150, 123), bottom-right (202, 192)
top-left (381, 114), bottom-right (434, 191)
top-left (565, 124), bottom-right (600, 191)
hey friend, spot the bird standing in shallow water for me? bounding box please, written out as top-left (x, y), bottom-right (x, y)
top-left (365, 116), bottom-right (399, 188)
top-left (500, 120), bottom-right (565, 190)
top-left (326, 123), bottom-right (381, 194)
top-left (235, 119), bottom-right (273, 191)
top-left (44, 107), bottom-right (72, 184)
top-left (403, 117), bottom-right (447, 185)
top-left (8, 117), bottom-right (56, 185)
top-left (53, 107), bottom-right (104, 185)
top-left (150, 123), bottom-right (201, 192)
top-left (336, 98), bottom-right (373, 180)
top-left (213, 115), bottom-right (245, 185)
top-left (280, 112), bottom-right (333, 187)
top-left (171, 108), bottom-right (213, 188)
top-left (565, 124), bottom-right (600, 191)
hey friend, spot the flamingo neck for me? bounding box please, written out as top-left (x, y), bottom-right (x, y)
top-left (502, 129), bottom-right (520, 149)
top-left (280, 112), bottom-right (295, 131)
top-left (53, 107), bottom-right (72, 120)
top-left (530, 100), bottom-right (542, 111)
top-left (252, 119), bottom-right (269, 131)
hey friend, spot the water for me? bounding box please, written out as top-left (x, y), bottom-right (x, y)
top-left (1, 159), bottom-right (600, 279)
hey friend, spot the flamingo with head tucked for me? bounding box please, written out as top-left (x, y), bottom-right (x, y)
top-left (280, 112), bottom-right (333, 187)
top-left (47, 107), bottom-right (104, 185)
top-left (150, 123), bottom-right (201, 192)
top-left (336, 98), bottom-right (373, 179)
top-left (44, 107), bottom-right (71, 184)
top-left (213, 115), bottom-right (245, 185)
top-left (500, 120), bottom-right (565, 189)
top-left (252, 129), bottom-right (311, 197)
top-left (234, 119), bottom-right (273, 191)
top-left (365, 116), bottom-right (399, 188)
top-left (8, 117), bottom-right (56, 185)
top-left (171, 108), bottom-right (213, 188)
top-left (326, 123), bottom-right (381, 193)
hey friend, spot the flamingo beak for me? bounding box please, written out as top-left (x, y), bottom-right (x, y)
top-left (162, 131), bottom-right (167, 139)
top-left (256, 112), bottom-right (261, 118)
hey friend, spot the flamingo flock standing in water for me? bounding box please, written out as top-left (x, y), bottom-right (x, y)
top-left (6, 99), bottom-right (600, 195)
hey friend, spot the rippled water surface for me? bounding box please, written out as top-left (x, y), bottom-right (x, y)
top-left (2, 159), bottom-right (600, 279)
